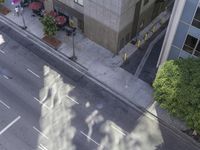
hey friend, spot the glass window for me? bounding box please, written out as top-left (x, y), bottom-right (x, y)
top-left (192, 7), bottom-right (200, 28)
top-left (194, 7), bottom-right (200, 20)
top-left (74, 0), bottom-right (83, 6)
top-left (183, 35), bottom-right (198, 54)
top-left (194, 41), bottom-right (200, 57)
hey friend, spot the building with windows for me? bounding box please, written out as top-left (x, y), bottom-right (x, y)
top-left (44, 0), bottom-right (169, 53)
top-left (158, 0), bottom-right (200, 66)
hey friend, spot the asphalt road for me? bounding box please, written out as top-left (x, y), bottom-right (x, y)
top-left (0, 23), bottom-right (199, 150)
top-left (139, 36), bottom-right (165, 84)
top-left (121, 23), bottom-right (167, 85)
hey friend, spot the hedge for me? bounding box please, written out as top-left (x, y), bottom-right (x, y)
top-left (153, 58), bottom-right (200, 133)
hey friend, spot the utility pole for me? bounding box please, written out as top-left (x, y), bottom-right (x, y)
top-left (12, 0), bottom-right (27, 29)
top-left (19, 4), bottom-right (27, 30)
top-left (69, 27), bottom-right (77, 61)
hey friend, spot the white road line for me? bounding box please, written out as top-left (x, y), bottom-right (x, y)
top-left (111, 124), bottom-right (127, 136)
top-left (33, 97), bottom-right (50, 110)
top-left (33, 126), bottom-right (49, 140)
top-left (0, 116), bottom-right (21, 135)
top-left (39, 144), bottom-right (48, 150)
top-left (0, 99), bottom-right (10, 109)
top-left (2, 75), bottom-right (9, 79)
top-left (27, 68), bottom-right (40, 78)
top-left (66, 95), bottom-right (79, 104)
top-left (80, 131), bottom-right (101, 147)
top-left (0, 50), bottom-right (5, 54)
top-left (38, 146), bottom-right (45, 150)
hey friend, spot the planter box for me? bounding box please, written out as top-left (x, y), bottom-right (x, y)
top-left (42, 36), bottom-right (61, 49)
top-left (0, 5), bottom-right (11, 15)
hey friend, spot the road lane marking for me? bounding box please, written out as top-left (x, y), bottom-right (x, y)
top-left (38, 146), bottom-right (45, 150)
top-left (80, 131), bottom-right (102, 147)
top-left (0, 50), bottom-right (5, 54)
top-left (39, 144), bottom-right (48, 150)
top-left (2, 75), bottom-right (9, 79)
top-left (110, 124), bottom-right (127, 136)
top-left (0, 99), bottom-right (10, 109)
top-left (33, 126), bottom-right (49, 140)
top-left (33, 97), bottom-right (50, 110)
top-left (66, 95), bottom-right (79, 104)
top-left (40, 144), bottom-right (48, 150)
top-left (27, 68), bottom-right (40, 78)
top-left (0, 116), bottom-right (21, 135)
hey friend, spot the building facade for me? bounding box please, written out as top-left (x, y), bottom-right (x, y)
top-left (158, 0), bottom-right (200, 66)
top-left (44, 0), bottom-right (168, 53)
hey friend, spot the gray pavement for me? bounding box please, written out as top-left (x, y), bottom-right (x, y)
top-left (0, 25), bottom-right (200, 150)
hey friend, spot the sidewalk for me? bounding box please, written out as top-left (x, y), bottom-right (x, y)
top-left (1, 2), bottom-right (189, 134)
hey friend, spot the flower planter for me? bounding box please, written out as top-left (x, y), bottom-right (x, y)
top-left (42, 36), bottom-right (61, 49)
top-left (0, 5), bottom-right (11, 15)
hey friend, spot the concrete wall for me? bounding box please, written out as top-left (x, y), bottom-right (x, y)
top-left (117, 0), bottom-right (137, 51)
top-left (137, 0), bottom-right (156, 31)
top-left (84, 0), bottom-right (122, 53)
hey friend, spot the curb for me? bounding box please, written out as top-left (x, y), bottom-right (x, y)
top-left (1, 14), bottom-right (200, 149)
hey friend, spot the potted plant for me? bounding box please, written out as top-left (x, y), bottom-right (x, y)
top-left (40, 15), bottom-right (61, 49)
top-left (0, 2), bottom-right (11, 15)
top-left (40, 15), bottom-right (57, 36)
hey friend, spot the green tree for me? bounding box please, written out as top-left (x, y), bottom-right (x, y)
top-left (40, 15), bottom-right (57, 37)
top-left (153, 58), bottom-right (200, 133)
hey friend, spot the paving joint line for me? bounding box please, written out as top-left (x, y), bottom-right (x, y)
top-left (0, 116), bottom-right (21, 135)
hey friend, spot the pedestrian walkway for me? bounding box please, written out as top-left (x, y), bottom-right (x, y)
top-left (0, 2), bottom-right (194, 141)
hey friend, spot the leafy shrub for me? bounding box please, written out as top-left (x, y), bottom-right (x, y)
top-left (40, 15), bottom-right (57, 36)
top-left (153, 58), bottom-right (200, 133)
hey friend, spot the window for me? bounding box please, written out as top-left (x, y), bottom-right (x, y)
top-left (182, 35), bottom-right (200, 57)
top-left (74, 0), bottom-right (83, 6)
top-left (194, 41), bottom-right (200, 57)
top-left (183, 35), bottom-right (198, 54)
top-left (192, 7), bottom-right (200, 29)
top-left (143, 0), bottom-right (149, 6)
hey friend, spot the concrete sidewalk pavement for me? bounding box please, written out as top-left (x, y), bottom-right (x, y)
top-left (0, 2), bottom-right (196, 144)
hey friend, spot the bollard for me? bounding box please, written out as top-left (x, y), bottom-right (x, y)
top-left (136, 39), bottom-right (141, 48)
top-left (144, 33), bottom-right (148, 41)
top-left (152, 26), bottom-right (156, 33)
top-left (123, 53), bottom-right (128, 62)
top-left (160, 18), bottom-right (165, 24)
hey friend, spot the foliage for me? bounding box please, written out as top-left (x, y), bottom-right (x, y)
top-left (40, 15), bottom-right (57, 37)
top-left (153, 58), bottom-right (200, 133)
